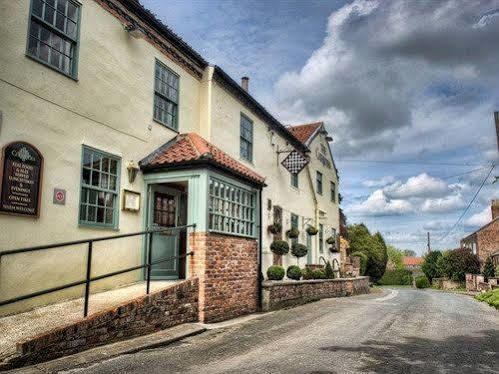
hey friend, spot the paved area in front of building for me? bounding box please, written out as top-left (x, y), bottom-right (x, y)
top-left (45, 287), bottom-right (498, 374)
top-left (0, 281), bottom-right (176, 362)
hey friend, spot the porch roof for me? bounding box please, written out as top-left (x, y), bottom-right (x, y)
top-left (139, 133), bottom-right (266, 186)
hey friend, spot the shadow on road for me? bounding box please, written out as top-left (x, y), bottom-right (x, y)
top-left (320, 330), bottom-right (498, 373)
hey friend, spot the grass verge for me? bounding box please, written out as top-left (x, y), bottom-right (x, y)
top-left (474, 289), bottom-right (499, 309)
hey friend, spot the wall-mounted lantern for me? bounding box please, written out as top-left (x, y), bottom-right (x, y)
top-left (127, 161), bottom-right (140, 184)
top-left (123, 22), bottom-right (145, 39)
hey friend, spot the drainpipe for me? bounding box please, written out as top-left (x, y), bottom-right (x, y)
top-left (257, 187), bottom-right (263, 311)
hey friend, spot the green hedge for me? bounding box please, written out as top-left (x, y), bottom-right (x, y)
top-left (415, 276), bottom-right (430, 289)
top-left (286, 265), bottom-right (302, 280)
top-left (475, 289), bottom-right (499, 309)
top-left (267, 265), bottom-right (285, 280)
top-left (379, 269), bottom-right (413, 285)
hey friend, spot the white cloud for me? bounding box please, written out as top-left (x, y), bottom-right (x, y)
top-left (421, 194), bottom-right (466, 213)
top-left (362, 176), bottom-right (397, 188)
top-left (465, 206), bottom-right (492, 227)
top-left (423, 220), bottom-right (450, 231)
top-left (384, 173), bottom-right (448, 199)
top-left (347, 189), bottom-right (413, 216)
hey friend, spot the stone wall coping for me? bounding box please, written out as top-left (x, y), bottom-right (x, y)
top-left (262, 276), bottom-right (369, 287)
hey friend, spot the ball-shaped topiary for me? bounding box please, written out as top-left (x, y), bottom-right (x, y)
top-left (270, 240), bottom-right (289, 256)
top-left (268, 223), bottom-right (282, 235)
top-left (291, 243), bottom-right (308, 258)
top-left (267, 265), bottom-right (285, 280)
top-left (326, 236), bottom-right (336, 245)
top-left (415, 276), bottom-right (430, 289)
top-left (286, 265), bottom-right (302, 280)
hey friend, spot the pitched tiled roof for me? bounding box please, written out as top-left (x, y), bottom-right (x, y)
top-left (403, 257), bottom-right (424, 266)
top-left (140, 133), bottom-right (265, 185)
top-left (287, 122), bottom-right (322, 144)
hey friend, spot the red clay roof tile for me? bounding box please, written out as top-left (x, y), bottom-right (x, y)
top-left (143, 133), bottom-right (265, 185)
top-left (287, 122), bottom-right (322, 144)
top-left (403, 257), bottom-right (424, 266)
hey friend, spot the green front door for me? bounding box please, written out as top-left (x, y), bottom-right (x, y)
top-left (148, 186), bottom-right (180, 279)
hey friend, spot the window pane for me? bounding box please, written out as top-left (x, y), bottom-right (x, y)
top-left (30, 21), bottom-right (41, 37)
top-left (97, 207), bottom-right (105, 223)
top-left (91, 170), bottom-right (99, 186)
top-left (44, 5), bottom-right (55, 24)
top-left (50, 49), bottom-right (61, 68)
top-left (32, 0), bottom-right (43, 17)
top-left (88, 206), bottom-right (96, 222)
top-left (55, 12), bottom-right (65, 31)
top-left (89, 189), bottom-right (97, 204)
top-left (82, 168), bottom-right (90, 184)
top-left (40, 27), bottom-right (50, 44)
top-left (67, 2), bottom-right (77, 21)
top-left (28, 36), bottom-right (38, 56)
top-left (39, 43), bottom-right (49, 62)
top-left (66, 20), bottom-right (76, 39)
top-left (57, 0), bottom-right (67, 13)
top-left (110, 159), bottom-right (117, 175)
top-left (105, 208), bottom-right (114, 224)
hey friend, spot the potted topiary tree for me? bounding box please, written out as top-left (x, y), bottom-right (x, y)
top-left (270, 240), bottom-right (289, 256)
top-left (267, 265), bottom-right (285, 280)
top-left (267, 222), bottom-right (282, 235)
top-left (291, 243), bottom-right (308, 264)
top-left (286, 265), bottom-right (302, 280)
top-left (286, 227), bottom-right (299, 239)
top-left (306, 226), bottom-right (318, 236)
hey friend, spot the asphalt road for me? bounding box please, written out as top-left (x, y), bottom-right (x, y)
top-left (61, 288), bottom-right (498, 374)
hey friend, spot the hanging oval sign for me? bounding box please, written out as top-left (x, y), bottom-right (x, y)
top-left (0, 141), bottom-right (43, 217)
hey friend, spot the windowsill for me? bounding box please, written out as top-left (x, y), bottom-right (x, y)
top-left (78, 223), bottom-right (120, 232)
top-left (26, 54), bottom-right (79, 81)
top-left (152, 118), bottom-right (180, 133)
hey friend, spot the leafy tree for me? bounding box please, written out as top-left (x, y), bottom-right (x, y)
top-left (422, 250), bottom-right (442, 282)
top-left (347, 224), bottom-right (388, 283)
top-left (437, 248), bottom-right (480, 282)
top-left (483, 256), bottom-right (495, 281)
top-left (387, 245), bottom-right (404, 270)
top-left (403, 249), bottom-right (417, 257)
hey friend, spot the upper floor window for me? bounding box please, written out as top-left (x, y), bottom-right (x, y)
top-left (291, 173), bottom-right (298, 188)
top-left (330, 181), bottom-right (336, 203)
top-left (316, 171), bottom-right (323, 195)
top-left (154, 60), bottom-right (179, 130)
top-left (80, 146), bottom-right (121, 229)
top-left (240, 114), bottom-right (253, 162)
top-left (27, 0), bottom-right (80, 78)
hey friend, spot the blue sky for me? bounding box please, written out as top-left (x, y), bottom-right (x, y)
top-left (142, 0), bottom-right (499, 254)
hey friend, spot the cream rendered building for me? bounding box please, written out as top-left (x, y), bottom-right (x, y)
top-left (0, 0), bottom-right (340, 314)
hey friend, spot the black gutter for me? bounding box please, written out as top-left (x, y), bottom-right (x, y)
top-left (118, 0), bottom-right (208, 69)
top-left (257, 186), bottom-right (263, 311)
top-left (212, 65), bottom-right (310, 155)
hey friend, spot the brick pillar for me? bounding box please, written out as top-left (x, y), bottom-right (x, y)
top-left (492, 200), bottom-right (499, 220)
top-left (189, 232), bottom-right (259, 323)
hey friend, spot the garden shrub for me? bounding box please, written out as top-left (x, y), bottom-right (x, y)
top-left (422, 250), bottom-right (442, 282)
top-left (351, 251), bottom-right (368, 275)
top-left (291, 243), bottom-right (308, 259)
top-left (379, 269), bottom-right (413, 285)
top-left (312, 269), bottom-right (326, 279)
top-left (415, 276), bottom-right (430, 289)
top-left (270, 240), bottom-right (289, 256)
top-left (267, 265), bottom-right (285, 280)
top-left (326, 236), bottom-right (336, 245)
top-left (268, 223), bottom-right (282, 235)
top-left (437, 248), bottom-right (480, 282)
top-left (324, 261), bottom-right (334, 279)
top-left (302, 267), bottom-right (314, 280)
top-left (482, 256), bottom-right (495, 281)
top-left (286, 228), bottom-right (299, 238)
top-left (306, 226), bottom-right (318, 235)
top-left (286, 265), bottom-right (302, 280)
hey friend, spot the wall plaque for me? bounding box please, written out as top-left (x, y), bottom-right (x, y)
top-left (123, 189), bottom-right (140, 212)
top-left (0, 142), bottom-right (43, 217)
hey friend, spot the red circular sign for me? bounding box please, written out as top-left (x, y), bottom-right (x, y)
top-left (55, 191), bottom-right (65, 201)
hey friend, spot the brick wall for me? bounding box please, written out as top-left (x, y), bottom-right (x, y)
top-left (189, 232), bottom-right (259, 323)
top-left (261, 277), bottom-right (369, 311)
top-left (11, 279), bottom-right (199, 367)
top-left (477, 219), bottom-right (499, 267)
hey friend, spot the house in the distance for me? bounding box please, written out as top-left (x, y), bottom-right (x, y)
top-left (460, 200), bottom-right (499, 269)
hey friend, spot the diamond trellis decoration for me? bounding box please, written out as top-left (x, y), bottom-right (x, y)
top-left (281, 150), bottom-right (309, 174)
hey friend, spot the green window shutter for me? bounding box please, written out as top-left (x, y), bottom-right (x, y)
top-left (153, 60), bottom-right (179, 130)
top-left (79, 146), bottom-right (121, 229)
top-left (26, 0), bottom-right (81, 78)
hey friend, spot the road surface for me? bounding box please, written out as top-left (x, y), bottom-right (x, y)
top-left (60, 288), bottom-right (499, 373)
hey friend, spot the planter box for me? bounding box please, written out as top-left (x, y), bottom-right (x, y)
top-left (261, 276), bottom-right (369, 311)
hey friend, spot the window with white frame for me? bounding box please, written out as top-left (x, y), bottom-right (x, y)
top-left (208, 177), bottom-right (257, 237)
top-left (80, 146), bottom-right (120, 228)
top-left (154, 60), bottom-right (179, 130)
top-left (27, 0), bottom-right (80, 78)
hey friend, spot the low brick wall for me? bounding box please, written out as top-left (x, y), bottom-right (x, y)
top-left (11, 278), bottom-right (199, 367)
top-left (189, 232), bottom-right (258, 323)
top-left (261, 276), bottom-right (369, 311)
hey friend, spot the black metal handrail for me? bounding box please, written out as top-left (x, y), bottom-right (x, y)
top-left (0, 224), bottom-right (196, 317)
